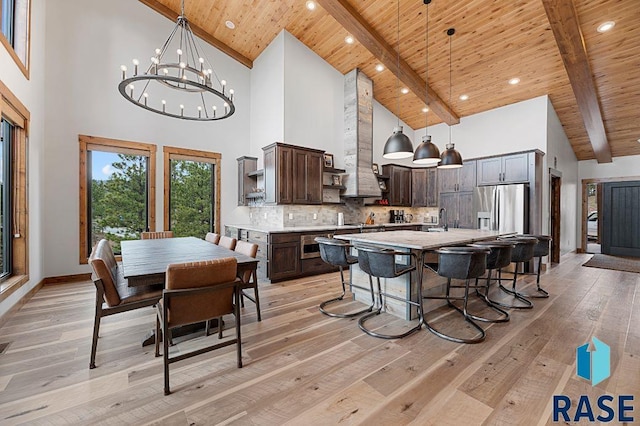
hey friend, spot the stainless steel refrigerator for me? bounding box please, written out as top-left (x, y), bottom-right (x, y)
top-left (473, 184), bottom-right (529, 234)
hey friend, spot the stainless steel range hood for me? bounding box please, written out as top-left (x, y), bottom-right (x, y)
top-left (342, 69), bottom-right (382, 198)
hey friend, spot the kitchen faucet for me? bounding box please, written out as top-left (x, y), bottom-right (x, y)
top-left (439, 208), bottom-right (448, 231)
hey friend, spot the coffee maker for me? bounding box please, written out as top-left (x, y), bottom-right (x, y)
top-left (390, 209), bottom-right (405, 223)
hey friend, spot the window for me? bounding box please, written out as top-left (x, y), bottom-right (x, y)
top-left (164, 147), bottom-right (221, 238)
top-left (1, 0), bottom-right (30, 77)
top-left (0, 80), bottom-right (28, 298)
top-left (79, 135), bottom-right (156, 262)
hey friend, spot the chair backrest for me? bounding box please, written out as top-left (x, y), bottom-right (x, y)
top-left (470, 241), bottom-right (513, 270)
top-left (436, 246), bottom-right (489, 280)
top-left (316, 237), bottom-right (351, 267)
top-left (165, 257), bottom-right (238, 327)
top-left (235, 240), bottom-right (258, 283)
top-left (498, 236), bottom-right (538, 262)
top-left (519, 234), bottom-right (552, 257)
top-left (356, 246), bottom-right (401, 279)
top-left (88, 239), bottom-right (121, 307)
top-left (205, 232), bottom-right (221, 244)
top-left (141, 231), bottom-right (174, 240)
top-left (219, 235), bottom-right (237, 250)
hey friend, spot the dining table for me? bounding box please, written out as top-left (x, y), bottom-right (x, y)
top-left (120, 236), bottom-right (259, 345)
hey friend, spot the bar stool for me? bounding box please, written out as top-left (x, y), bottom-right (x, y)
top-left (423, 246), bottom-right (490, 344)
top-left (355, 246), bottom-right (423, 339)
top-left (315, 237), bottom-right (375, 318)
top-left (468, 241), bottom-right (514, 323)
top-left (495, 236), bottom-right (538, 309)
top-left (516, 234), bottom-right (551, 297)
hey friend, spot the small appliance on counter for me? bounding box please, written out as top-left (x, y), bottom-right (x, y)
top-left (337, 212), bottom-right (345, 226)
top-left (390, 209), bottom-right (405, 223)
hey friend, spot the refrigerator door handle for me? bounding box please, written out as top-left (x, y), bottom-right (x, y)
top-left (493, 187), bottom-right (500, 231)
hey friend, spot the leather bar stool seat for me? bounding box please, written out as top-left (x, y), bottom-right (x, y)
top-left (468, 241), bottom-right (514, 322)
top-left (315, 237), bottom-right (374, 318)
top-left (355, 245), bottom-right (423, 339)
top-left (423, 246), bottom-right (490, 344)
top-left (495, 236), bottom-right (539, 308)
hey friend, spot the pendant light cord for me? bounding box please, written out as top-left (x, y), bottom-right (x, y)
top-left (396, 0), bottom-right (401, 127)
top-left (425, 0), bottom-right (429, 136)
top-left (448, 28), bottom-right (454, 147)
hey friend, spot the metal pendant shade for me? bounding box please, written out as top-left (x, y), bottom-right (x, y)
top-left (439, 142), bottom-right (463, 168)
top-left (413, 135), bottom-right (440, 165)
top-left (383, 126), bottom-right (414, 159)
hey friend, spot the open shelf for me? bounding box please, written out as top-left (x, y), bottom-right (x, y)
top-left (247, 169), bottom-right (264, 177)
top-left (323, 184), bottom-right (346, 190)
top-left (375, 174), bottom-right (390, 180)
top-left (323, 167), bottom-right (346, 174)
top-left (245, 192), bottom-right (265, 199)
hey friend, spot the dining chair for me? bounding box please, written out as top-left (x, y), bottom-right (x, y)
top-left (155, 257), bottom-right (242, 395)
top-left (88, 239), bottom-right (162, 369)
top-left (205, 232), bottom-right (221, 244)
top-left (141, 231), bottom-right (174, 240)
top-left (234, 240), bottom-right (262, 321)
top-left (219, 235), bottom-right (237, 250)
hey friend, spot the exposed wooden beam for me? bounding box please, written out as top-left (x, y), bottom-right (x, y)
top-left (316, 0), bottom-right (459, 126)
top-left (542, 0), bottom-right (612, 163)
top-left (138, 0), bottom-right (253, 69)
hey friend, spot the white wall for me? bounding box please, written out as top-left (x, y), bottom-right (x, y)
top-left (545, 98), bottom-right (578, 253)
top-left (0, 0), bottom-right (46, 318)
top-left (43, 0), bottom-right (251, 277)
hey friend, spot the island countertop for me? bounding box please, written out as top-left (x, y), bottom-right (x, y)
top-left (334, 229), bottom-right (509, 250)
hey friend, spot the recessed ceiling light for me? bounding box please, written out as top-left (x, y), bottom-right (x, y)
top-left (344, 35), bottom-right (355, 44)
top-left (422, 107), bottom-right (429, 113)
top-left (597, 21), bottom-right (615, 33)
top-left (459, 94), bottom-right (469, 101)
top-left (375, 64), bottom-right (384, 72)
top-left (401, 88), bottom-right (409, 94)
top-left (509, 77), bottom-right (520, 85)
top-left (637, 138), bottom-right (640, 143)
top-left (225, 20), bottom-right (235, 30)
top-left (305, 0), bottom-right (316, 10)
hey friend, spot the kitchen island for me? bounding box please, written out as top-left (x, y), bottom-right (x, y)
top-left (335, 229), bottom-right (508, 320)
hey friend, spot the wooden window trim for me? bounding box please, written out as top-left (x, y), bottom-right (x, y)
top-left (0, 79), bottom-right (29, 302)
top-left (163, 146), bottom-right (221, 234)
top-left (0, 0), bottom-right (31, 79)
top-left (79, 135), bottom-right (157, 264)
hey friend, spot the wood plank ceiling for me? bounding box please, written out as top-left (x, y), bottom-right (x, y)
top-left (142, 0), bottom-right (640, 161)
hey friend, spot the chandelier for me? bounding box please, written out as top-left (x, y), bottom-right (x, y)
top-left (118, 0), bottom-right (235, 121)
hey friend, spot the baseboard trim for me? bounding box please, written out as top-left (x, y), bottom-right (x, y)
top-left (0, 279), bottom-right (43, 328)
top-left (43, 273), bottom-right (92, 286)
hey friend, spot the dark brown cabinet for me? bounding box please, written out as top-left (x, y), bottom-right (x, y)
top-left (438, 160), bottom-right (476, 193)
top-left (383, 164), bottom-right (412, 206)
top-left (412, 168), bottom-right (437, 207)
top-left (439, 191), bottom-right (474, 229)
top-left (263, 143), bottom-right (323, 205)
top-left (477, 153), bottom-right (529, 185)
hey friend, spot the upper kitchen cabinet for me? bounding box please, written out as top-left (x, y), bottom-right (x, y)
top-left (383, 164), bottom-right (412, 207)
top-left (477, 153), bottom-right (529, 186)
top-left (263, 142), bottom-right (323, 205)
top-left (438, 160), bottom-right (476, 193)
top-left (411, 168), bottom-right (438, 207)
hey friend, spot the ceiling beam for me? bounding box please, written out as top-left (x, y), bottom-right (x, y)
top-left (317, 0), bottom-right (459, 126)
top-left (542, 0), bottom-right (612, 163)
top-left (138, 0), bottom-right (253, 69)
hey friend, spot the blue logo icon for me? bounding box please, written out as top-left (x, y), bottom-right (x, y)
top-left (576, 337), bottom-right (610, 386)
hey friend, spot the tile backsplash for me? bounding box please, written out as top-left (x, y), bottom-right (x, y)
top-left (249, 200), bottom-right (438, 227)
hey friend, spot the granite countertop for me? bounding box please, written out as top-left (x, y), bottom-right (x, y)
top-left (334, 229), bottom-right (508, 250)
top-left (225, 222), bottom-right (437, 234)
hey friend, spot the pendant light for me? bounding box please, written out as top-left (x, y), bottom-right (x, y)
top-left (413, 0), bottom-right (440, 166)
top-left (383, 0), bottom-right (413, 159)
top-left (438, 28), bottom-right (463, 169)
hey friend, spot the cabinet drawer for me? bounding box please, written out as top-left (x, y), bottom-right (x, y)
top-left (240, 229), bottom-right (249, 240)
top-left (301, 257), bottom-right (337, 274)
top-left (254, 242), bottom-right (267, 259)
top-left (248, 231), bottom-right (268, 243)
top-left (271, 232), bottom-right (301, 244)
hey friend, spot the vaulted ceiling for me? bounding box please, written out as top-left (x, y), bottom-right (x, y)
top-left (141, 0), bottom-right (640, 162)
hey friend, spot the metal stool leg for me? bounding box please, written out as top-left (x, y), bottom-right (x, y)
top-left (496, 263), bottom-right (533, 309)
top-left (469, 268), bottom-right (510, 323)
top-left (319, 266), bottom-right (375, 318)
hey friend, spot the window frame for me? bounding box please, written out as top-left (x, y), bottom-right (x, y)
top-left (163, 146), bottom-right (221, 235)
top-left (0, 0), bottom-right (31, 79)
top-left (0, 79), bottom-right (29, 303)
top-left (79, 135), bottom-right (157, 264)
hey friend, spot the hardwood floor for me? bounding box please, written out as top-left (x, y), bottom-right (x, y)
top-left (0, 252), bottom-right (638, 425)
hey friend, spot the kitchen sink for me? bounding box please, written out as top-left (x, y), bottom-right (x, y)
top-left (427, 227), bottom-right (447, 232)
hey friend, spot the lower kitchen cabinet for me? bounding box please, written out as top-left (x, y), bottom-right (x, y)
top-left (268, 241), bottom-right (301, 281)
top-left (439, 191), bottom-right (474, 229)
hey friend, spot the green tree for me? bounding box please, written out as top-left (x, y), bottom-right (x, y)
top-left (170, 159), bottom-right (214, 238)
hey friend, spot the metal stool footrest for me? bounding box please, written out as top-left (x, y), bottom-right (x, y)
top-left (320, 268), bottom-right (376, 318)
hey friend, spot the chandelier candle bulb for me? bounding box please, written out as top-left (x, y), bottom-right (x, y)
top-left (132, 59), bottom-right (139, 75)
top-left (143, 92), bottom-right (148, 105)
top-left (162, 100), bottom-right (166, 112)
top-left (129, 84), bottom-right (134, 97)
top-left (120, 65), bottom-right (127, 80)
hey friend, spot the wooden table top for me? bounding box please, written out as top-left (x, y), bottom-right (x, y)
top-left (121, 237), bottom-right (258, 286)
top-left (335, 229), bottom-right (509, 251)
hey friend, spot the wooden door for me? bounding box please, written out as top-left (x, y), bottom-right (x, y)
top-left (292, 150), bottom-right (309, 204)
top-left (602, 181), bottom-right (640, 257)
top-left (550, 174), bottom-right (561, 263)
top-left (457, 192), bottom-right (475, 229)
top-left (426, 168), bottom-right (438, 207)
top-left (412, 168), bottom-right (428, 207)
top-left (438, 168), bottom-right (458, 193)
top-left (477, 157), bottom-right (502, 186)
top-left (277, 146), bottom-right (294, 204)
top-left (502, 153), bottom-right (529, 183)
top-left (400, 167), bottom-right (412, 206)
top-left (307, 151), bottom-right (323, 204)
top-left (459, 160), bottom-right (477, 192)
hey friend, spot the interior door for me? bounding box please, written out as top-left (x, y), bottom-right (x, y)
top-left (602, 181), bottom-right (640, 257)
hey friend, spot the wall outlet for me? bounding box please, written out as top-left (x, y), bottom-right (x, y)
top-left (288, 213), bottom-right (294, 220)
top-left (249, 212), bottom-right (253, 219)
top-left (313, 213), bottom-right (317, 220)
top-left (264, 212), bottom-right (267, 219)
